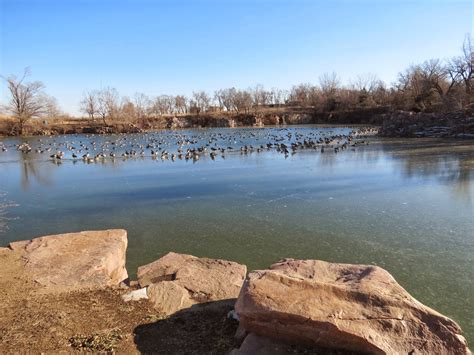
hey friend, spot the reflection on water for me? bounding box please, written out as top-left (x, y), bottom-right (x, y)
top-left (0, 128), bottom-right (473, 344)
top-left (20, 156), bottom-right (54, 190)
top-left (0, 192), bottom-right (18, 234)
top-left (380, 139), bottom-right (474, 201)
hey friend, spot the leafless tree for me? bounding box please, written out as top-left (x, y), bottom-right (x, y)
top-left (290, 83), bottom-right (310, 105)
top-left (1, 68), bottom-right (47, 134)
top-left (79, 91), bottom-right (99, 120)
top-left (233, 90), bottom-right (253, 113)
top-left (120, 96), bottom-right (136, 121)
top-left (151, 95), bottom-right (175, 116)
top-left (96, 87), bottom-right (120, 124)
top-left (319, 72), bottom-right (340, 97)
top-left (269, 88), bottom-right (289, 106)
top-left (352, 73), bottom-right (383, 93)
top-left (394, 59), bottom-right (449, 110)
top-left (133, 93), bottom-right (151, 121)
top-left (42, 95), bottom-right (61, 119)
top-left (447, 35), bottom-right (473, 97)
top-left (215, 88), bottom-right (239, 112)
top-left (251, 84), bottom-right (269, 111)
top-left (174, 95), bottom-right (188, 114)
top-left (214, 89), bottom-right (226, 111)
top-left (192, 91), bottom-right (211, 114)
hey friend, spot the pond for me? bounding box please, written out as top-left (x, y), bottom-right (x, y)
top-left (0, 126), bottom-right (473, 344)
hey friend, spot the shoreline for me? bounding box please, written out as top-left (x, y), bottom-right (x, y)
top-left (0, 230), bottom-right (470, 354)
top-left (1, 107), bottom-right (472, 139)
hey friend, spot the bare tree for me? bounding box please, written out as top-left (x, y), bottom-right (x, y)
top-left (289, 83), bottom-right (312, 105)
top-left (96, 87), bottom-right (120, 125)
top-left (269, 88), bottom-right (289, 106)
top-left (395, 59), bottom-right (449, 110)
top-left (79, 91), bottom-right (99, 120)
top-left (233, 90), bottom-right (253, 113)
top-left (134, 93), bottom-right (151, 121)
top-left (174, 95), bottom-right (188, 114)
top-left (319, 72), bottom-right (340, 97)
top-left (352, 73), bottom-right (382, 93)
top-left (192, 91), bottom-right (211, 114)
top-left (120, 96), bottom-right (136, 122)
top-left (1, 69), bottom-right (47, 134)
top-left (447, 35), bottom-right (473, 96)
top-left (165, 95), bottom-right (175, 114)
top-left (42, 95), bottom-right (61, 119)
top-left (215, 88), bottom-right (239, 112)
top-left (251, 84), bottom-right (269, 111)
top-left (214, 89), bottom-right (226, 111)
top-left (151, 95), bottom-right (174, 116)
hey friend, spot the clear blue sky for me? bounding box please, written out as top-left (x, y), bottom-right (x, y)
top-left (0, 0), bottom-right (472, 115)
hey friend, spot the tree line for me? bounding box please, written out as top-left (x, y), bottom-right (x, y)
top-left (1, 35), bottom-right (472, 133)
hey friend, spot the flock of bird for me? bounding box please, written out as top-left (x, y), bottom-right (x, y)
top-left (0, 127), bottom-right (378, 164)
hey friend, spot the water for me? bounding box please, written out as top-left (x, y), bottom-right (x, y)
top-left (0, 127), bottom-right (473, 344)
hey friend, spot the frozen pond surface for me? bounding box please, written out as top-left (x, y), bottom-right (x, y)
top-left (0, 126), bottom-right (473, 343)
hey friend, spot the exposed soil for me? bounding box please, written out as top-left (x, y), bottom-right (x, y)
top-left (0, 248), bottom-right (239, 354)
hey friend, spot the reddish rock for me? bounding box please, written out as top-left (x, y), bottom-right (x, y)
top-left (235, 258), bottom-right (470, 354)
top-left (9, 229), bottom-right (128, 290)
top-left (138, 252), bottom-right (246, 315)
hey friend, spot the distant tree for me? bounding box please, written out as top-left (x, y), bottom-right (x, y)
top-left (395, 59), bottom-right (448, 111)
top-left (165, 95), bottom-right (175, 114)
top-left (132, 93), bottom-right (150, 120)
top-left (319, 72), bottom-right (340, 97)
top-left (174, 95), bottom-right (188, 114)
top-left (215, 88), bottom-right (238, 112)
top-left (251, 84), bottom-right (269, 111)
top-left (79, 91), bottom-right (99, 120)
top-left (447, 35), bottom-right (473, 97)
top-left (319, 72), bottom-right (340, 111)
top-left (120, 96), bottom-right (136, 121)
top-left (192, 91), bottom-right (211, 114)
top-left (96, 87), bottom-right (120, 124)
top-left (43, 95), bottom-right (61, 119)
top-left (352, 73), bottom-right (382, 94)
top-left (233, 90), bottom-right (253, 113)
top-left (350, 74), bottom-right (384, 107)
top-left (269, 88), bottom-right (289, 106)
top-left (289, 83), bottom-right (312, 106)
top-left (151, 95), bottom-right (174, 116)
top-left (214, 89), bottom-right (226, 111)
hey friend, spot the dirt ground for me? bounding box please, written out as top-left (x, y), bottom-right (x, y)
top-left (0, 248), bottom-right (239, 354)
top-left (0, 248), bottom-right (356, 354)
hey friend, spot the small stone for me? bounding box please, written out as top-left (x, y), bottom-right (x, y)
top-left (121, 287), bottom-right (148, 302)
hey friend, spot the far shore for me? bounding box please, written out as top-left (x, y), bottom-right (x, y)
top-left (1, 106), bottom-right (473, 139)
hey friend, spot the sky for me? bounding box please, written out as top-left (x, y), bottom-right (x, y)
top-left (0, 0), bottom-right (472, 115)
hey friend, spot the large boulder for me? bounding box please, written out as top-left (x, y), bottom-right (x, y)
top-left (235, 258), bottom-right (470, 355)
top-left (138, 252), bottom-right (246, 315)
top-left (9, 229), bottom-right (128, 290)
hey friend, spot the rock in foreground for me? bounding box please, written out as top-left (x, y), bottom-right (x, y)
top-left (235, 258), bottom-right (470, 354)
top-left (9, 229), bottom-right (128, 290)
top-left (138, 252), bottom-right (246, 315)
